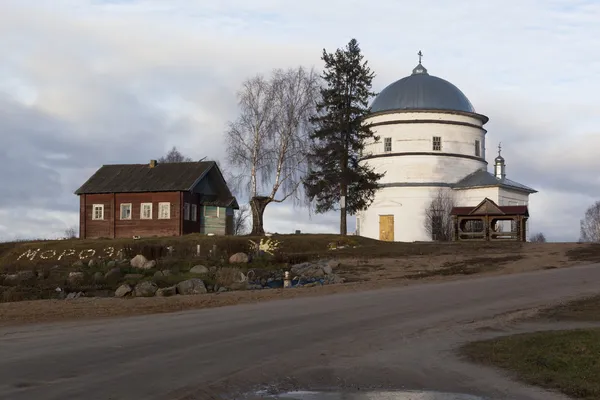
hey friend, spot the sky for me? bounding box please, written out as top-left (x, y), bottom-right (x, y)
top-left (0, 0), bottom-right (599, 242)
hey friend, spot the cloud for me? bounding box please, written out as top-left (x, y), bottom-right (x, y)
top-left (0, 0), bottom-right (598, 241)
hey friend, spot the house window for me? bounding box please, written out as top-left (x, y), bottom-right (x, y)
top-left (92, 204), bottom-right (104, 220)
top-left (140, 203), bottom-right (152, 219)
top-left (184, 202), bottom-right (190, 220)
top-left (204, 206), bottom-right (219, 217)
top-left (191, 204), bottom-right (197, 221)
top-left (158, 202), bottom-right (170, 219)
top-left (120, 203), bottom-right (132, 220)
top-left (475, 140), bottom-right (481, 157)
top-left (432, 136), bottom-right (441, 151)
top-left (384, 137), bottom-right (392, 152)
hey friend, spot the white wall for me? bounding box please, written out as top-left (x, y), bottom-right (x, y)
top-left (453, 187), bottom-right (500, 206)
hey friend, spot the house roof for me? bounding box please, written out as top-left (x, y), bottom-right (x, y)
top-left (452, 169), bottom-right (537, 194)
top-left (451, 197), bottom-right (529, 217)
top-left (74, 161), bottom-right (215, 194)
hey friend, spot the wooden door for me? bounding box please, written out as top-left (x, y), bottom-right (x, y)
top-left (379, 215), bottom-right (394, 241)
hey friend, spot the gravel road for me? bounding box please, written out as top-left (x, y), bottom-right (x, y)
top-left (2, 263), bottom-right (600, 400)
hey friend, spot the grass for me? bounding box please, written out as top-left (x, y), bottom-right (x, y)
top-left (404, 255), bottom-right (524, 279)
top-left (463, 294), bottom-right (600, 399)
top-left (463, 329), bottom-right (600, 400)
top-left (566, 244), bottom-right (600, 263)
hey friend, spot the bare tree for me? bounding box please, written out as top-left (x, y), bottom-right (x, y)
top-left (424, 189), bottom-right (455, 241)
top-left (64, 226), bottom-right (77, 239)
top-left (580, 200), bottom-right (600, 242)
top-left (226, 66), bottom-right (320, 235)
top-left (159, 146), bottom-right (193, 163)
top-left (529, 232), bottom-right (546, 242)
top-left (233, 204), bottom-right (250, 235)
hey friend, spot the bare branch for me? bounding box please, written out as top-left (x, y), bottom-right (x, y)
top-left (423, 189), bottom-right (455, 241)
top-left (158, 146), bottom-right (193, 163)
top-left (580, 200), bottom-right (600, 242)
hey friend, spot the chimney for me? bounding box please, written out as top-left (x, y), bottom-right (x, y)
top-left (149, 159), bottom-right (157, 168)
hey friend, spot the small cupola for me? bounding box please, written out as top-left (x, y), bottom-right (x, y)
top-left (494, 143), bottom-right (506, 180)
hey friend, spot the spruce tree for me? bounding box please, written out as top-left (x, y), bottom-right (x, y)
top-left (304, 38), bottom-right (384, 235)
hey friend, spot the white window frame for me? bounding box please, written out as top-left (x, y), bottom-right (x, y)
top-left (120, 203), bottom-right (132, 220)
top-left (140, 202), bottom-right (153, 220)
top-left (184, 202), bottom-right (190, 221)
top-left (158, 202), bottom-right (171, 219)
top-left (384, 137), bottom-right (392, 152)
top-left (475, 140), bottom-right (481, 157)
top-left (204, 205), bottom-right (220, 218)
top-left (191, 204), bottom-right (197, 221)
top-left (432, 136), bottom-right (442, 151)
top-left (92, 204), bottom-right (104, 220)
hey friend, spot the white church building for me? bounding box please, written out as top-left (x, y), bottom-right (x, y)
top-left (356, 56), bottom-right (537, 242)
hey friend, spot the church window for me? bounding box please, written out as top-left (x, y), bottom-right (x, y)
top-left (432, 136), bottom-right (441, 151)
top-left (475, 140), bottom-right (481, 157)
top-left (384, 137), bottom-right (392, 152)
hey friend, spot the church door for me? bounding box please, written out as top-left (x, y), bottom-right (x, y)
top-left (379, 215), bottom-right (394, 241)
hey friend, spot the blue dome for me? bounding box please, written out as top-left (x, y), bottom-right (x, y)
top-left (370, 63), bottom-right (476, 114)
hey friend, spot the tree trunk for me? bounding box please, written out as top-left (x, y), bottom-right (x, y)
top-left (250, 196), bottom-right (271, 236)
top-left (340, 185), bottom-right (347, 236)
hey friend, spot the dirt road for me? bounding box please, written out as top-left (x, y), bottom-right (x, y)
top-left (2, 263), bottom-right (600, 400)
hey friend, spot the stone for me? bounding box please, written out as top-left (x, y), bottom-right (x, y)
top-left (228, 281), bottom-right (248, 291)
top-left (17, 270), bottom-right (36, 282)
top-left (322, 265), bottom-right (333, 275)
top-left (124, 273), bottom-right (144, 280)
top-left (248, 284), bottom-right (263, 290)
top-left (66, 291), bottom-right (84, 300)
top-left (104, 267), bottom-right (122, 282)
top-left (156, 286), bottom-right (177, 297)
top-left (134, 281), bottom-right (158, 297)
top-left (153, 270), bottom-right (171, 278)
top-left (115, 284), bottom-right (132, 298)
top-left (88, 259), bottom-right (97, 268)
top-left (327, 260), bottom-right (341, 269)
top-left (218, 286), bottom-right (227, 293)
top-left (130, 254), bottom-right (148, 269)
top-left (176, 278), bottom-right (207, 295)
top-left (229, 252), bottom-right (249, 264)
top-left (290, 262), bottom-right (312, 275)
top-left (37, 269), bottom-right (50, 279)
top-left (73, 260), bottom-right (85, 268)
top-left (142, 260), bottom-right (156, 270)
top-left (68, 271), bottom-right (85, 283)
top-left (93, 271), bottom-right (104, 282)
top-left (106, 260), bottom-right (116, 268)
top-left (190, 265), bottom-right (209, 274)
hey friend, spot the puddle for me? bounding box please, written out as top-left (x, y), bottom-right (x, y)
top-left (251, 390), bottom-right (486, 400)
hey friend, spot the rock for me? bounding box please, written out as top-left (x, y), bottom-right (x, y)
top-left (303, 282), bottom-right (320, 288)
top-left (93, 271), bottom-right (104, 282)
top-left (176, 278), bottom-right (207, 295)
top-left (206, 285), bottom-right (214, 292)
top-left (88, 259), bottom-right (97, 268)
top-left (66, 291), bottom-right (84, 300)
top-left (218, 286), bottom-right (227, 293)
top-left (209, 266), bottom-right (217, 273)
top-left (73, 260), bottom-right (85, 268)
top-left (229, 252), bottom-right (249, 264)
top-left (3, 274), bottom-right (18, 284)
top-left (328, 274), bottom-right (345, 284)
top-left (104, 267), bottom-right (122, 282)
top-left (68, 271), bottom-right (85, 283)
top-left (153, 270), bottom-right (171, 278)
top-left (17, 270), bottom-right (36, 282)
top-left (228, 282), bottom-right (248, 291)
top-left (143, 260), bottom-right (156, 270)
top-left (130, 254), bottom-right (148, 269)
top-left (327, 260), bottom-right (341, 269)
top-left (156, 286), bottom-right (177, 297)
top-left (106, 260), bottom-right (116, 268)
top-left (124, 273), bottom-right (144, 280)
top-left (322, 265), bottom-right (333, 275)
top-left (290, 262), bottom-right (312, 275)
top-left (134, 281), bottom-right (158, 297)
top-left (190, 265), bottom-right (209, 274)
top-left (248, 284), bottom-right (263, 290)
top-left (115, 284), bottom-right (132, 298)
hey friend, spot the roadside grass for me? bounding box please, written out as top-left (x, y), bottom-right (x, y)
top-left (404, 255), bottom-right (524, 279)
top-left (565, 243), bottom-right (600, 263)
top-left (463, 294), bottom-right (600, 400)
top-left (462, 329), bottom-right (600, 400)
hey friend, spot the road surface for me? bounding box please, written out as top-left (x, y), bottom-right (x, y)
top-left (2, 263), bottom-right (600, 400)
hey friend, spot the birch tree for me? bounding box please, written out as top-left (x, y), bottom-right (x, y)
top-left (226, 67), bottom-right (320, 235)
top-left (580, 200), bottom-right (600, 242)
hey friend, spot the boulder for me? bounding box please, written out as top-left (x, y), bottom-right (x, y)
top-left (104, 267), bottom-right (122, 282)
top-left (134, 281), bottom-right (158, 297)
top-left (322, 265), bottom-right (333, 275)
top-left (228, 281), bottom-right (248, 291)
top-left (156, 286), bottom-right (177, 297)
top-left (17, 270), bottom-right (36, 282)
top-left (106, 260), bottom-right (116, 269)
top-left (115, 284), bottom-right (133, 298)
top-left (176, 278), bottom-right (207, 295)
top-left (130, 254), bottom-right (148, 269)
top-left (218, 286), bottom-right (228, 293)
top-left (68, 271), bottom-right (85, 283)
top-left (3, 274), bottom-right (18, 285)
top-left (93, 271), bottom-right (104, 282)
top-left (327, 260), bottom-right (341, 269)
top-left (88, 259), bottom-right (97, 268)
top-left (153, 270), bottom-right (171, 278)
top-left (124, 273), bottom-right (144, 280)
top-left (66, 291), bottom-right (84, 300)
top-left (190, 265), bottom-right (209, 274)
top-left (142, 260), bottom-right (156, 270)
top-left (229, 252), bottom-right (249, 264)
top-left (72, 260), bottom-right (84, 268)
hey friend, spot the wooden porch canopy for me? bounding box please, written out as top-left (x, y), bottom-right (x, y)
top-left (450, 198), bottom-right (529, 242)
